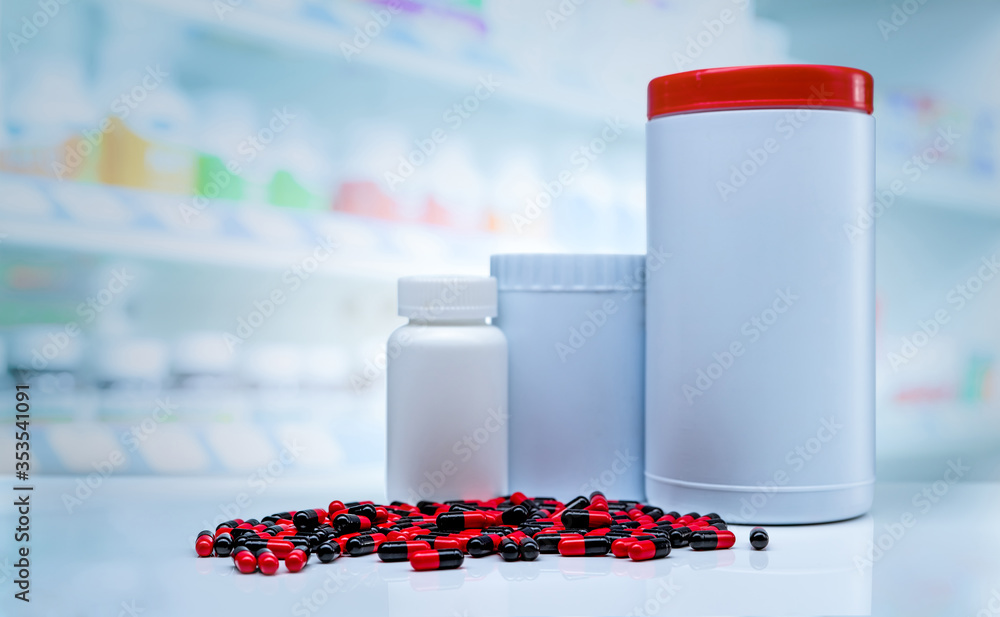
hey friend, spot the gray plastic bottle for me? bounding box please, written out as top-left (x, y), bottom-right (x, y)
top-left (491, 254), bottom-right (649, 499)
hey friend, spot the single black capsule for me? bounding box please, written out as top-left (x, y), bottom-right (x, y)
top-left (518, 538), bottom-right (540, 561)
top-left (347, 503), bottom-right (378, 520)
top-left (213, 532), bottom-right (234, 557)
top-left (750, 527), bottom-right (769, 550)
top-left (346, 534), bottom-right (381, 557)
top-left (641, 505), bottom-right (665, 520)
top-left (263, 512), bottom-right (293, 524)
top-left (293, 509), bottom-right (324, 531)
top-left (564, 495), bottom-right (590, 510)
top-left (315, 541), bottom-right (342, 563)
top-left (500, 505), bottom-right (529, 525)
top-left (333, 513), bottom-right (372, 534)
top-left (668, 527), bottom-right (695, 548)
top-left (498, 537), bottom-right (521, 562)
top-left (416, 501), bottom-right (442, 515)
top-left (534, 533), bottom-right (572, 554)
top-left (467, 535), bottom-right (501, 557)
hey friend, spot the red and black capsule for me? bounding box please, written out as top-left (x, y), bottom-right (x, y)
top-left (641, 505), bottom-right (665, 520)
top-left (670, 524), bottom-right (723, 548)
top-left (561, 509), bottom-right (613, 529)
top-left (673, 513), bottom-right (698, 526)
top-left (515, 536), bottom-right (540, 561)
top-left (436, 511), bottom-right (489, 531)
top-left (244, 537), bottom-right (296, 559)
top-left (346, 533), bottom-right (386, 557)
top-left (564, 495), bottom-right (590, 510)
top-left (611, 536), bottom-right (656, 558)
top-left (195, 530), bottom-right (214, 557)
top-left (293, 509), bottom-right (327, 531)
top-left (347, 503), bottom-right (378, 520)
top-left (213, 532), bottom-right (234, 557)
top-left (255, 548), bottom-right (279, 575)
top-left (535, 532), bottom-right (582, 554)
top-left (690, 529), bottom-right (736, 551)
top-left (232, 546), bottom-right (257, 573)
top-left (656, 511), bottom-right (680, 524)
top-left (377, 540), bottom-right (432, 562)
top-left (414, 535), bottom-right (461, 550)
top-left (333, 513), bottom-right (373, 534)
top-left (285, 548), bottom-right (309, 572)
top-left (512, 493), bottom-right (540, 512)
top-left (750, 527), bottom-right (769, 550)
top-left (628, 537), bottom-right (671, 561)
top-left (557, 536), bottom-right (610, 557)
top-left (262, 511), bottom-right (294, 524)
top-left (409, 548), bottom-right (465, 571)
top-left (498, 505), bottom-right (529, 525)
top-left (315, 541), bottom-right (342, 563)
top-left (466, 534), bottom-right (504, 557)
top-left (498, 537), bottom-right (521, 562)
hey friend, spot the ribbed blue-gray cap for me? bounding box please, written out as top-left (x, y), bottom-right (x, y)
top-left (490, 254), bottom-right (646, 292)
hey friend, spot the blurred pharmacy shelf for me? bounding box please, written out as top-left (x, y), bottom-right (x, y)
top-left (121, 0), bottom-right (779, 125)
top-left (0, 173), bottom-right (550, 278)
top-left (123, 0), bottom-right (628, 122)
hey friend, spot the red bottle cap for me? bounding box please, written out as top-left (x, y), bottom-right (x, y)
top-left (648, 64), bottom-right (873, 119)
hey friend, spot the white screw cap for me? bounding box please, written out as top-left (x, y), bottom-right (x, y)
top-left (397, 276), bottom-right (497, 320)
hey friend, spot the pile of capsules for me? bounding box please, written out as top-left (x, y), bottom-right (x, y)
top-left (194, 491), bottom-right (769, 574)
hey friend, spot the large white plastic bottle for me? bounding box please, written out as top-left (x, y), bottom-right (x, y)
top-left (645, 65), bottom-right (876, 524)
top-left (386, 276), bottom-right (508, 504)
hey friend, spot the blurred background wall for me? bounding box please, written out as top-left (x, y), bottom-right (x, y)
top-left (0, 0), bottom-right (998, 484)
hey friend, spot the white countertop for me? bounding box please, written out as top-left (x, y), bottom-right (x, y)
top-left (5, 477), bottom-right (999, 616)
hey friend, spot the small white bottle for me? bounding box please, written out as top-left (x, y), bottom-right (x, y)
top-left (386, 276), bottom-right (508, 504)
